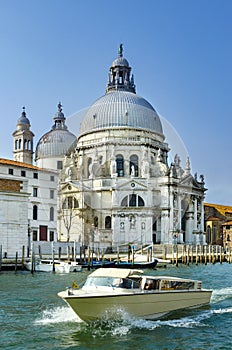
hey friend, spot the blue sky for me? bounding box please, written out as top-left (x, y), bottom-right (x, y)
top-left (0, 0), bottom-right (231, 205)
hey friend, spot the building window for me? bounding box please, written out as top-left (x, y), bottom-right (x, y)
top-left (206, 225), bottom-right (211, 243)
top-left (130, 155), bottom-right (138, 176)
top-left (129, 194), bottom-right (136, 206)
top-left (9, 168), bottom-right (14, 175)
top-left (50, 189), bottom-right (54, 199)
top-left (50, 231), bottom-right (54, 241)
top-left (33, 172), bottom-right (38, 179)
top-left (57, 161), bottom-right (63, 170)
top-left (73, 197), bottom-right (79, 208)
top-left (33, 187), bottom-right (38, 197)
top-left (32, 230), bottom-right (37, 241)
top-left (33, 205), bottom-right (38, 220)
top-left (105, 216), bottom-right (111, 229)
top-left (50, 207), bottom-right (54, 221)
top-left (138, 196), bottom-right (145, 206)
top-left (50, 175), bottom-right (54, 182)
top-left (68, 197), bottom-right (73, 209)
top-left (121, 194), bottom-right (145, 207)
top-left (94, 216), bottom-right (98, 227)
top-left (116, 154), bottom-right (124, 177)
top-left (21, 170), bottom-right (26, 177)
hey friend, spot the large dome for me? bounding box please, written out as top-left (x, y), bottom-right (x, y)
top-left (80, 91), bottom-right (163, 136)
top-left (79, 46), bottom-right (163, 137)
top-left (35, 103), bottom-right (76, 160)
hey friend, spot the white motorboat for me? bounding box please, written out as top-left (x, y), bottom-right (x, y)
top-left (58, 268), bottom-right (212, 322)
top-left (24, 259), bottom-right (81, 273)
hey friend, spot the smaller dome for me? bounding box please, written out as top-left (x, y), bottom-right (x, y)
top-left (35, 129), bottom-right (76, 159)
top-left (35, 102), bottom-right (76, 160)
top-left (111, 56), bottom-right (129, 67)
top-left (17, 107), bottom-right (30, 125)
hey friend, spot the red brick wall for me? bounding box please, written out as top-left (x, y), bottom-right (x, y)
top-left (0, 178), bottom-right (22, 192)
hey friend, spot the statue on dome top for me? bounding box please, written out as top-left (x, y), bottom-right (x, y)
top-left (58, 102), bottom-right (62, 112)
top-left (118, 43), bottom-right (123, 57)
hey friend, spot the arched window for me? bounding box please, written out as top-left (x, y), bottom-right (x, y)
top-left (62, 196), bottom-right (79, 209)
top-left (24, 139), bottom-right (27, 149)
top-left (50, 207), bottom-right (54, 221)
top-left (121, 196), bottom-right (128, 206)
top-left (33, 205), bottom-right (38, 220)
top-left (116, 154), bottom-right (124, 177)
top-left (19, 139), bottom-right (22, 149)
top-left (121, 195), bottom-right (145, 207)
top-left (28, 140), bottom-right (31, 150)
top-left (15, 140), bottom-right (18, 150)
top-left (105, 216), bottom-right (111, 229)
top-left (130, 155), bottom-right (138, 177)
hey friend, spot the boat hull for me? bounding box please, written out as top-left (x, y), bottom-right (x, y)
top-left (58, 289), bottom-right (212, 323)
top-left (115, 260), bottom-right (158, 269)
top-left (24, 260), bottom-right (71, 273)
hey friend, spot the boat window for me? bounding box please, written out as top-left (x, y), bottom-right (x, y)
top-left (83, 277), bottom-right (141, 289)
top-left (84, 277), bottom-right (116, 287)
top-left (144, 279), bottom-right (159, 290)
top-left (160, 280), bottom-right (195, 290)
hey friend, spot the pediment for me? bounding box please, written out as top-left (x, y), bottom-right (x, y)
top-left (116, 179), bottom-right (149, 191)
top-left (60, 181), bottom-right (81, 194)
top-left (180, 174), bottom-right (203, 190)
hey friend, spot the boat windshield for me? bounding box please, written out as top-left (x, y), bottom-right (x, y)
top-left (83, 277), bottom-right (140, 289)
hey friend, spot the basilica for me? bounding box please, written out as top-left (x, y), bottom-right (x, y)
top-left (0, 46), bottom-right (207, 257)
top-left (57, 46), bottom-right (207, 248)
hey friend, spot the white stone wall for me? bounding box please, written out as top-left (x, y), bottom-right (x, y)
top-left (0, 192), bottom-right (29, 258)
top-left (0, 161), bottom-right (59, 256)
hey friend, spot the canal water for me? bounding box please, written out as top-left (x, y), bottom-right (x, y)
top-left (0, 263), bottom-right (232, 350)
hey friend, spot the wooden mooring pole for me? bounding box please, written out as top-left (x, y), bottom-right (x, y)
top-left (196, 245), bottom-right (198, 265)
top-left (175, 245), bottom-right (178, 267)
top-left (15, 252), bottom-right (18, 272)
top-left (0, 244), bottom-right (2, 272)
top-left (22, 245), bottom-right (25, 270)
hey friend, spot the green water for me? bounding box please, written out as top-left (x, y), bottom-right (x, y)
top-left (0, 263), bottom-right (232, 350)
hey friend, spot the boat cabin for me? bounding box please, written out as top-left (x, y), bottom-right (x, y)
top-left (82, 268), bottom-right (202, 292)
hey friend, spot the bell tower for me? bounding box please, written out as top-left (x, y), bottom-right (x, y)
top-left (12, 107), bottom-right (34, 164)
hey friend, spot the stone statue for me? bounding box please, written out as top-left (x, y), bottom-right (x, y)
top-left (118, 43), bottom-right (123, 56)
top-left (110, 159), bottom-right (117, 176)
top-left (131, 165), bottom-right (135, 177)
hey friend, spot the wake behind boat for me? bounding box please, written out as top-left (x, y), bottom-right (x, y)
top-left (58, 268), bottom-right (212, 322)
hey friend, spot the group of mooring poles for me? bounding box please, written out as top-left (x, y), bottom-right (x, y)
top-left (170, 244), bottom-right (231, 266)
